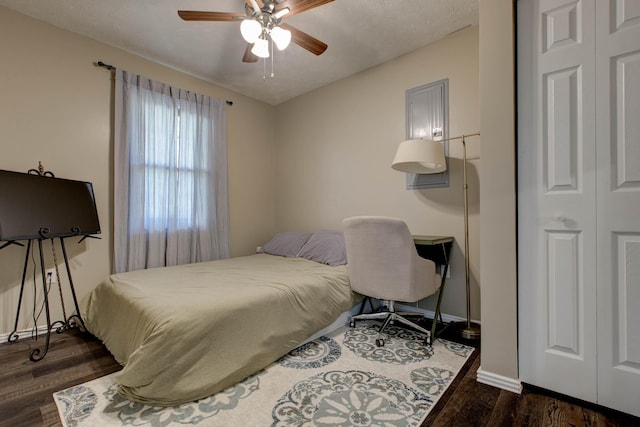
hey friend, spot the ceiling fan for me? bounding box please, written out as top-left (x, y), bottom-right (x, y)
top-left (178, 0), bottom-right (332, 63)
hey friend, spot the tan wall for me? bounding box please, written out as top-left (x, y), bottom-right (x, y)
top-left (274, 27), bottom-right (480, 320)
top-left (478, 0), bottom-right (519, 380)
top-left (1, 4), bottom-right (521, 387)
top-left (0, 7), bottom-right (277, 336)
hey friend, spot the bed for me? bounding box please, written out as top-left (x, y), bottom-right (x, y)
top-left (81, 231), bottom-right (359, 406)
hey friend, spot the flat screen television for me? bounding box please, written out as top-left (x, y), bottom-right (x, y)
top-left (0, 169), bottom-right (101, 241)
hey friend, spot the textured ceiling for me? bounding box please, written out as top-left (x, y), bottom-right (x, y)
top-left (0, 0), bottom-right (479, 105)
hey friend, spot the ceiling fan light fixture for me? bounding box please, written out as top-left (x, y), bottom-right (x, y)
top-left (274, 7), bottom-right (290, 19)
top-left (271, 26), bottom-right (292, 50)
top-left (178, 0), bottom-right (331, 68)
top-left (240, 19), bottom-right (262, 43)
top-left (248, 0), bottom-right (262, 15)
top-left (251, 37), bottom-right (270, 58)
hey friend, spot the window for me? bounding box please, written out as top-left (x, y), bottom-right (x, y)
top-left (114, 70), bottom-right (229, 272)
top-left (137, 102), bottom-right (209, 232)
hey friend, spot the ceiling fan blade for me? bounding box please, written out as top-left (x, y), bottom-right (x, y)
top-left (276, 0), bottom-right (334, 18)
top-left (178, 11), bottom-right (244, 21)
top-left (242, 44), bottom-right (259, 63)
top-left (280, 23), bottom-right (328, 56)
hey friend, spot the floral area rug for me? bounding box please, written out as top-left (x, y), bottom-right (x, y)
top-left (54, 322), bottom-right (474, 427)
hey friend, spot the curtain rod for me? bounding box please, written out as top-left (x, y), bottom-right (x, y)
top-left (95, 61), bottom-right (233, 106)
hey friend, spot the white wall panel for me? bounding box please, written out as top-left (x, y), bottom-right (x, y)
top-left (614, 233), bottom-right (640, 369)
top-left (543, 1), bottom-right (580, 52)
top-left (544, 67), bottom-right (580, 191)
top-left (547, 231), bottom-right (581, 356)
top-left (613, 0), bottom-right (640, 32)
top-left (614, 51), bottom-right (640, 188)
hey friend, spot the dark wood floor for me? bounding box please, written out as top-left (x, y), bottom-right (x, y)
top-left (423, 325), bottom-right (640, 427)
top-left (1, 326), bottom-right (639, 427)
top-left (0, 329), bottom-right (121, 427)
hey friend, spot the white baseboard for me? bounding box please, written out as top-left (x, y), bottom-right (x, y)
top-left (0, 325), bottom-right (49, 343)
top-left (395, 305), bottom-right (523, 394)
top-left (477, 367), bottom-right (523, 394)
top-left (395, 303), bottom-right (475, 325)
top-left (304, 302), bottom-right (470, 345)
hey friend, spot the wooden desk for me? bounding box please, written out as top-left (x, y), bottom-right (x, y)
top-left (412, 235), bottom-right (454, 343)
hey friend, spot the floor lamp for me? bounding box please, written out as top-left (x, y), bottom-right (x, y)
top-left (391, 133), bottom-right (481, 340)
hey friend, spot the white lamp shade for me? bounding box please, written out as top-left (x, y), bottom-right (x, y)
top-left (251, 37), bottom-right (270, 58)
top-left (240, 19), bottom-right (262, 43)
top-left (271, 26), bottom-right (291, 50)
top-left (391, 139), bottom-right (447, 174)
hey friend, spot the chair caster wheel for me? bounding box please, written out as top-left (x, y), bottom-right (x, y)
top-left (376, 338), bottom-right (384, 347)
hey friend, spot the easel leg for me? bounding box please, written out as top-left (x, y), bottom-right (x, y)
top-left (29, 239), bottom-right (53, 362)
top-left (8, 237), bottom-right (88, 361)
top-left (7, 240), bottom-right (32, 343)
top-left (59, 238), bottom-right (86, 330)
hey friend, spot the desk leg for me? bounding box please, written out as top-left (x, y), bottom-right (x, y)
top-left (429, 241), bottom-right (452, 344)
top-left (430, 264), bottom-right (449, 344)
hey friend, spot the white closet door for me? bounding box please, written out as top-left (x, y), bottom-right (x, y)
top-left (595, 0), bottom-right (640, 417)
top-left (517, 0), bottom-right (598, 402)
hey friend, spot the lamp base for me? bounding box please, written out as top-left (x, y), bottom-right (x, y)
top-left (451, 320), bottom-right (481, 340)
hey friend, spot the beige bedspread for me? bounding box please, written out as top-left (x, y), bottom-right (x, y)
top-left (81, 254), bottom-right (358, 406)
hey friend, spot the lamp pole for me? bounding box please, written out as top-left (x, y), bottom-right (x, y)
top-left (438, 133), bottom-right (481, 340)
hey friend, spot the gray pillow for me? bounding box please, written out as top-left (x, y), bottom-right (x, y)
top-left (262, 231), bottom-right (312, 257)
top-left (298, 230), bottom-right (347, 266)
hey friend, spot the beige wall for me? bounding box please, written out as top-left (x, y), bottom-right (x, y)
top-left (0, 5), bottom-right (521, 387)
top-left (478, 0), bottom-right (519, 381)
top-left (274, 27), bottom-right (480, 320)
top-left (0, 7), bottom-right (277, 336)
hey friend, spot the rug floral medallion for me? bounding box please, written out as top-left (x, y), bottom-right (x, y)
top-left (54, 322), bottom-right (474, 427)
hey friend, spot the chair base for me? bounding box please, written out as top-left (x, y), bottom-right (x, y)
top-left (349, 300), bottom-right (433, 345)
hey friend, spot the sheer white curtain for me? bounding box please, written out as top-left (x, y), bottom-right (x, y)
top-left (113, 70), bottom-right (230, 273)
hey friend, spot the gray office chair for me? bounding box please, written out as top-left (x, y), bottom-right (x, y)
top-left (343, 216), bottom-right (441, 346)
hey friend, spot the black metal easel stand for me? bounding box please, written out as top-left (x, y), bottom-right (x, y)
top-left (7, 237), bottom-right (86, 362)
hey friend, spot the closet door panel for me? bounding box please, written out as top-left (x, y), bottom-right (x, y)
top-left (596, 0), bottom-right (640, 416)
top-left (517, 0), bottom-right (597, 402)
top-left (520, 0), bottom-right (640, 416)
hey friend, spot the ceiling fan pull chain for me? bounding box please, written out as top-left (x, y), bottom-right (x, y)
top-left (262, 58), bottom-right (267, 81)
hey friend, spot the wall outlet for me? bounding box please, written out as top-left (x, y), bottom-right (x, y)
top-left (45, 268), bottom-right (57, 284)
